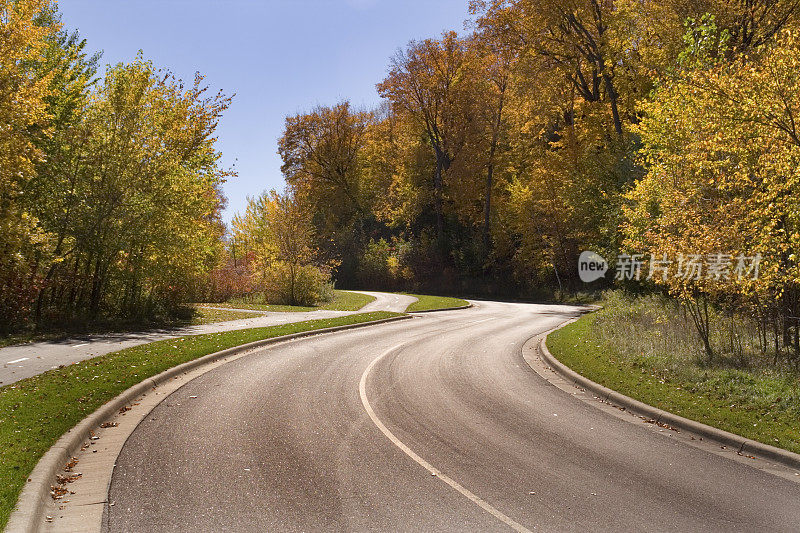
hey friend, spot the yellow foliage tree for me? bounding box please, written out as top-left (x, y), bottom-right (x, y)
top-left (0, 0), bottom-right (56, 327)
top-left (233, 190), bottom-right (329, 306)
top-left (625, 26), bottom-right (800, 359)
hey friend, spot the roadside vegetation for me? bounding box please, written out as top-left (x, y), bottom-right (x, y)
top-left (198, 290), bottom-right (375, 313)
top-left (405, 294), bottom-right (469, 312)
top-left (547, 292), bottom-right (800, 455)
top-left (1, 0), bottom-right (231, 335)
top-left (0, 311), bottom-right (401, 528)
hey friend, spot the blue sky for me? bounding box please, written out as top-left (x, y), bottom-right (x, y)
top-left (58, 0), bottom-right (472, 225)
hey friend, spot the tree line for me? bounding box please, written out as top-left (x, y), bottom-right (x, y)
top-left (0, 0), bottom-right (230, 332)
top-left (231, 0), bottom-right (800, 362)
top-left (6, 0), bottom-right (800, 362)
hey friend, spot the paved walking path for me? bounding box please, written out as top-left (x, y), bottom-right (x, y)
top-left (0, 291), bottom-right (416, 386)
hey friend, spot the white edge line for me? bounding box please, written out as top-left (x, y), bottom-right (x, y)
top-left (73, 343), bottom-right (90, 348)
top-left (359, 344), bottom-right (533, 533)
top-left (7, 357), bottom-right (29, 364)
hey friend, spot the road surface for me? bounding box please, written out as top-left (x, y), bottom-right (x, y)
top-left (0, 291), bottom-right (416, 386)
top-left (105, 301), bottom-right (800, 532)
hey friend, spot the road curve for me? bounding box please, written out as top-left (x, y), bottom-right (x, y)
top-left (105, 302), bottom-right (800, 532)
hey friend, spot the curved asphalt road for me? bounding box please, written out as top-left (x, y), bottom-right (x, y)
top-left (105, 301), bottom-right (800, 532)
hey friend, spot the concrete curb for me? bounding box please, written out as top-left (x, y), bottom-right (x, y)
top-left (5, 314), bottom-right (412, 533)
top-left (409, 303), bottom-right (473, 313)
top-left (537, 333), bottom-right (800, 472)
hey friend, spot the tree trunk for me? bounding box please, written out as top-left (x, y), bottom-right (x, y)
top-left (482, 162), bottom-right (493, 256)
top-left (601, 70), bottom-right (623, 136)
top-left (89, 256), bottom-right (104, 318)
top-left (685, 296), bottom-right (714, 361)
top-left (289, 263), bottom-right (297, 306)
top-left (434, 155), bottom-right (445, 248)
top-left (483, 84), bottom-right (505, 260)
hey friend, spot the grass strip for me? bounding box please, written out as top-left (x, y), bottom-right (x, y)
top-left (202, 302), bottom-right (317, 312)
top-left (0, 311), bottom-right (400, 528)
top-left (404, 294), bottom-right (469, 312)
top-left (191, 307), bottom-right (263, 324)
top-left (547, 312), bottom-right (800, 455)
top-left (198, 290), bottom-right (376, 313)
top-left (318, 290), bottom-right (375, 311)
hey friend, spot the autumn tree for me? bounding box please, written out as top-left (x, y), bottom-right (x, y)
top-left (472, 0), bottom-right (642, 137)
top-left (618, 0), bottom-right (800, 77)
top-left (377, 31), bottom-right (478, 247)
top-left (472, 37), bottom-right (513, 257)
top-left (279, 102), bottom-right (373, 281)
top-left (467, 1), bottom-right (643, 287)
top-left (625, 25), bottom-right (800, 360)
top-left (0, 0), bottom-right (56, 329)
top-left (233, 190), bottom-right (330, 306)
top-left (280, 102), bottom-right (370, 220)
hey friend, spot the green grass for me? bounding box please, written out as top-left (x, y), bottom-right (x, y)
top-left (404, 294), bottom-right (469, 312)
top-left (204, 302), bottom-right (317, 312)
top-left (198, 290), bottom-right (375, 313)
top-left (0, 310), bottom-right (400, 529)
top-left (547, 302), bottom-right (800, 456)
top-left (0, 307), bottom-right (262, 348)
top-left (318, 290), bottom-right (375, 311)
top-left (190, 307), bottom-right (263, 324)
top-left (0, 332), bottom-right (66, 349)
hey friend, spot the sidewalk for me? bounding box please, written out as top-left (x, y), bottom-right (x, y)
top-left (0, 309), bottom-right (352, 386)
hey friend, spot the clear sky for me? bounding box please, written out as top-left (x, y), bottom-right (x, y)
top-left (57, 0), bottom-right (473, 225)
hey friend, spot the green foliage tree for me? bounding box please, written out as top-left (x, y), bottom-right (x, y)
top-left (233, 190), bottom-right (331, 306)
top-left (39, 59), bottom-right (230, 319)
top-left (0, 0), bottom-right (233, 332)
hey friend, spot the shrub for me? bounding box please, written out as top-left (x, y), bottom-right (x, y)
top-left (357, 238), bottom-right (414, 290)
top-left (262, 262), bottom-right (330, 306)
top-left (358, 239), bottom-right (393, 289)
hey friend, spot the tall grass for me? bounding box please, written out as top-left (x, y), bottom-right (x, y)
top-left (597, 291), bottom-right (787, 370)
top-left (590, 291), bottom-right (800, 416)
